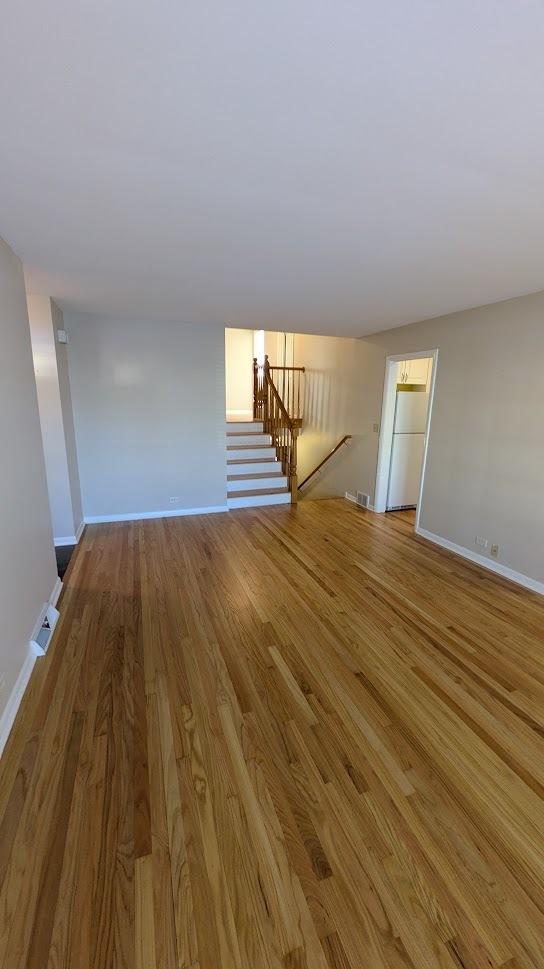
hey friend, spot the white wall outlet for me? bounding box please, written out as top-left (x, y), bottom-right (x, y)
top-left (169, 496), bottom-right (180, 503)
top-left (57, 328), bottom-right (68, 344)
top-left (475, 536), bottom-right (488, 548)
top-left (490, 544), bottom-right (499, 558)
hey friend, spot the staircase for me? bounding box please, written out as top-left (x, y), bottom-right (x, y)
top-left (226, 421), bottom-right (291, 508)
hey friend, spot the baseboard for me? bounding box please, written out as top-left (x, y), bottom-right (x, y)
top-left (54, 519), bottom-right (85, 547)
top-left (0, 646), bottom-right (37, 757)
top-left (0, 574), bottom-right (63, 758)
top-left (416, 526), bottom-right (544, 597)
top-left (84, 504), bottom-right (229, 525)
top-left (50, 575), bottom-right (63, 607)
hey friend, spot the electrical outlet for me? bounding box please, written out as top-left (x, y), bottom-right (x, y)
top-left (373, 423), bottom-right (380, 433)
top-left (474, 536), bottom-right (488, 548)
top-left (490, 544), bottom-right (499, 558)
top-left (169, 496), bottom-right (180, 503)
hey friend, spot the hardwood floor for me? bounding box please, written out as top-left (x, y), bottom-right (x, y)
top-left (1, 499), bottom-right (543, 968)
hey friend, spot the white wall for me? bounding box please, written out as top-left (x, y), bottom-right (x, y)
top-left (0, 238), bottom-right (57, 735)
top-left (225, 327), bottom-right (253, 417)
top-left (27, 295), bottom-right (83, 542)
top-left (66, 314), bottom-right (227, 519)
top-left (51, 300), bottom-right (83, 532)
top-left (265, 331), bottom-right (294, 368)
top-left (292, 332), bottom-right (384, 499)
top-left (358, 292), bottom-right (544, 587)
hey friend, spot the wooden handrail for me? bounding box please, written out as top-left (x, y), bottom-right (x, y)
top-left (266, 369), bottom-right (292, 424)
top-left (298, 436), bottom-right (352, 491)
top-left (268, 366), bottom-right (306, 372)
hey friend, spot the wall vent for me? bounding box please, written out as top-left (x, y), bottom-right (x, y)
top-left (30, 604), bottom-right (60, 656)
top-left (356, 491), bottom-right (370, 508)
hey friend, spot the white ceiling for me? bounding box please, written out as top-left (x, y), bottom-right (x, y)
top-left (3, 1), bottom-right (544, 336)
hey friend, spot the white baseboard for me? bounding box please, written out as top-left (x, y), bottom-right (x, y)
top-left (84, 504), bottom-right (229, 525)
top-left (416, 526), bottom-right (544, 597)
top-left (0, 574), bottom-right (63, 758)
top-left (54, 519), bottom-right (85, 547)
top-left (50, 575), bottom-right (63, 607)
top-left (0, 646), bottom-right (37, 757)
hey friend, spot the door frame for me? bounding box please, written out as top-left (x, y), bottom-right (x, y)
top-left (373, 348), bottom-right (439, 529)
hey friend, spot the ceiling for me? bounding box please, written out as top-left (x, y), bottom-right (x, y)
top-left (3, 1), bottom-right (544, 336)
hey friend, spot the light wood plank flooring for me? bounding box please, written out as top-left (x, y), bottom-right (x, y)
top-left (1, 499), bottom-right (543, 968)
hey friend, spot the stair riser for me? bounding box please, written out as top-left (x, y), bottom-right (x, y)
top-left (227, 461), bottom-right (281, 475)
top-left (225, 422), bottom-right (263, 433)
top-left (227, 493), bottom-right (291, 509)
top-left (227, 447), bottom-right (276, 461)
top-left (228, 476), bottom-right (288, 491)
top-left (226, 434), bottom-right (272, 447)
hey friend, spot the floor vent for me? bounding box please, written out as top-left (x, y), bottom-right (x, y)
top-left (31, 604), bottom-right (60, 656)
top-left (356, 491), bottom-right (370, 508)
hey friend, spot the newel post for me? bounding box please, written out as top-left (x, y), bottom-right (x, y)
top-left (263, 354), bottom-right (270, 425)
top-left (252, 357), bottom-right (258, 419)
top-left (290, 426), bottom-right (299, 505)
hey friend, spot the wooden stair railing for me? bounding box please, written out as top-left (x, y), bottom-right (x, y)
top-left (298, 435), bottom-right (352, 491)
top-left (253, 355), bottom-right (304, 504)
top-left (268, 365), bottom-right (305, 424)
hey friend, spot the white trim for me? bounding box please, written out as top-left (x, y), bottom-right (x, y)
top-left (84, 504), bottom-right (229, 524)
top-left (374, 348), bottom-right (439, 528)
top-left (0, 646), bottom-right (37, 757)
top-left (50, 575), bottom-right (63, 607)
top-left (416, 526), bottom-right (544, 597)
top-left (0, 574), bottom-right (64, 758)
top-left (54, 520), bottom-right (85, 547)
top-left (227, 492), bottom-right (290, 509)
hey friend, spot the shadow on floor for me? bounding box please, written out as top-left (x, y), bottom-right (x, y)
top-left (55, 544), bottom-right (75, 579)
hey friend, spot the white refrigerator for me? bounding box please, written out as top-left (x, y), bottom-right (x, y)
top-left (387, 391), bottom-right (429, 510)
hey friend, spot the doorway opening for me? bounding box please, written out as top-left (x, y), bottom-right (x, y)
top-left (374, 349), bottom-right (438, 530)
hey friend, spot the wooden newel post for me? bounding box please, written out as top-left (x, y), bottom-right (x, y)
top-left (253, 357), bottom-right (258, 419)
top-left (263, 355), bottom-right (270, 424)
top-left (290, 427), bottom-right (299, 505)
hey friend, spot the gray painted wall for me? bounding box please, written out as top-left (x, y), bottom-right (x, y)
top-left (27, 295), bottom-right (83, 540)
top-left (358, 292), bottom-right (544, 586)
top-left (292, 332), bottom-right (383, 501)
top-left (51, 300), bottom-right (83, 532)
top-left (0, 238), bottom-right (57, 723)
top-left (66, 314), bottom-right (227, 518)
